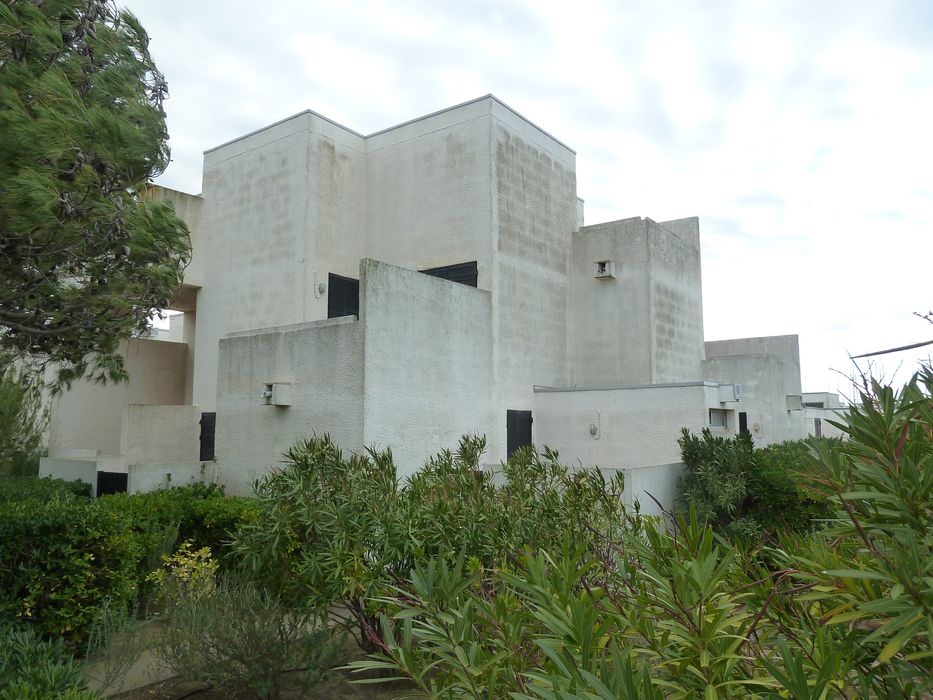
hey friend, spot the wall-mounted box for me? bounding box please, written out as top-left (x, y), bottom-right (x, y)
top-left (594, 260), bottom-right (616, 279)
top-left (261, 382), bottom-right (292, 406)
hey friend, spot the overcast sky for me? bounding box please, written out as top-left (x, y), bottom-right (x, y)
top-left (126, 0), bottom-right (932, 399)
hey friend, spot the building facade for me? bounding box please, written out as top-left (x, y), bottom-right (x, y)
top-left (41, 96), bottom-right (818, 509)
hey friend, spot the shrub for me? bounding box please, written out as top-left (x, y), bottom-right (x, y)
top-left (233, 434), bottom-right (630, 650)
top-left (0, 497), bottom-right (137, 648)
top-left (0, 623), bottom-right (98, 699)
top-left (154, 571), bottom-right (340, 699)
top-left (677, 429), bottom-right (833, 537)
top-left (353, 371), bottom-right (932, 698)
top-left (0, 476), bottom-right (92, 503)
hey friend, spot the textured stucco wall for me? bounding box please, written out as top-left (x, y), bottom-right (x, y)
top-left (533, 383), bottom-right (710, 471)
top-left (571, 218), bottom-right (652, 385)
top-left (150, 185), bottom-right (204, 288)
top-left (121, 405), bottom-right (202, 467)
top-left (490, 111), bottom-right (577, 463)
top-left (361, 260), bottom-right (492, 477)
top-left (193, 113), bottom-right (367, 411)
top-left (570, 217), bottom-right (704, 386)
top-left (215, 316), bottom-right (364, 495)
top-left (127, 462), bottom-right (209, 494)
top-left (48, 339), bottom-right (187, 456)
top-left (365, 103), bottom-right (494, 285)
top-left (704, 335), bottom-right (805, 445)
top-left (647, 217), bottom-right (705, 383)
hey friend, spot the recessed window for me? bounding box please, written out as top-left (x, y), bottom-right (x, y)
top-left (709, 409), bottom-right (728, 429)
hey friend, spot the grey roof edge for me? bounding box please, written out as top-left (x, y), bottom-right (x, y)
top-left (204, 94), bottom-right (575, 156)
top-left (534, 381), bottom-right (718, 393)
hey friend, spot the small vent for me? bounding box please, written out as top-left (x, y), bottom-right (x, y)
top-left (594, 260), bottom-right (615, 279)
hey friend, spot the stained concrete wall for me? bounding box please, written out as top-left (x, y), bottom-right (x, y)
top-left (490, 105), bottom-right (577, 463)
top-left (704, 335), bottom-right (805, 445)
top-left (48, 339), bottom-right (187, 456)
top-left (38, 459), bottom-right (99, 496)
top-left (193, 112), bottom-right (367, 411)
top-left (127, 462), bottom-right (210, 494)
top-left (365, 100), bottom-right (494, 286)
top-left (571, 217), bottom-right (704, 386)
top-left (361, 260), bottom-right (492, 477)
top-left (150, 186), bottom-right (204, 288)
top-left (215, 316), bottom-right (364, 495)
top-left (533, 382), bottom-right (712, 471)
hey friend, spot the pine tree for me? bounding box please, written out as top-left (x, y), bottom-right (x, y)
top-left (0, 0), bottom-right (190, 388)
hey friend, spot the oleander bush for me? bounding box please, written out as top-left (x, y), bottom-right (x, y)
top-left (351, 370), bottom-right (932, 698)
top-left (0, 623), bottom-right (98, 699)
top-left (232, 435), bottom-right (629, 650)
top-left (677, 429), bottom-right (834, 538)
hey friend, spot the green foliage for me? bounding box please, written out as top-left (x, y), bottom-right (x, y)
top-left (0, 357), bottom-right (47, 476)
top-left (0, 497), bottom-right (137, 648)
top-left (677, 429), bottom-right (833, 537)
top-left (0, 0), bottom-right (190, 389)
top-left (232, 435), bottom-right (628, 650)
top-left (0, 623), bottom-right (98, 699)
top-left (98, 483), bottom-right (259, 605)
top-left (82, 597), bottom-right (146, 696)
top-left (154, 573), bottom-right (340, 699)
top-left (0, 475), bottom-right (91, 503)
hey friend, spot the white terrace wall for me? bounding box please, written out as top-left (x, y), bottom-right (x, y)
top-left (360, 260), bottom-right (493, 477)
top-left (533, 382), bottom-right (711, 472)
top-left (215, 316), bottom-right (364, 495)
top-left (47, 338), bottom-right (187, 457)
top-left (704, 335), bottom-right (805, 445)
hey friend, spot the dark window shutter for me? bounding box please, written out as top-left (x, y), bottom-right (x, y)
top-left (199, 412), bottom-right (216, 461)
top-left (506, 410), bottom-right (533, 457)
top-left (328, 273), bottom-right (360, 318)
top-left (420, 261), bottom-right (478, 287)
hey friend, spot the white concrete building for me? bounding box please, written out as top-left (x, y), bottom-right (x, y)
top-left (41, 96), bottom-right (817, 509)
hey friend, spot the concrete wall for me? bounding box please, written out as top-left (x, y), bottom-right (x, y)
top-left (215, 316), bottom-right (364, 495)
top-left (533, 382), bottom-right (711, 471)
top-left (360, 260), bottom-right (493, 477)
top-left (648, 218), bottom-right (705, 382)
top-left (621, 461), bottom-right (685, 517)
top-left (704, 335), bottom-right (805, 445)
top-left (571, 218), bottom-right (652, 385)
top-left (365, 100), bottom-right (495, 286)
top-left (121, 405), bottom-right (202, 467)
top-left (490, 104), bottom-right (577, 463)
top-left (150, 185), bottom-right (205, 288)
top-left (48, 339), bottom-right (187, 456)
top-left (194, 112), bottom-right (367, 410)
top-left (570, 217), bottom-right (704, 386)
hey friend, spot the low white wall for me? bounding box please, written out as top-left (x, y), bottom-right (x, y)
top-left (48, 338), bottom-right (187, 456)
top-left (38, 458), bottom-right (99, 496)
top-left (534, 383), bottom-right (709, 471)
top-left (122, 405), bottom-right (202, 466)
top-left (621, 462), bottom-right (685, 517)
top-left (127, 462), bottom-right (210, 494)
top-left (361, 260), bottom-right (493, 477)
